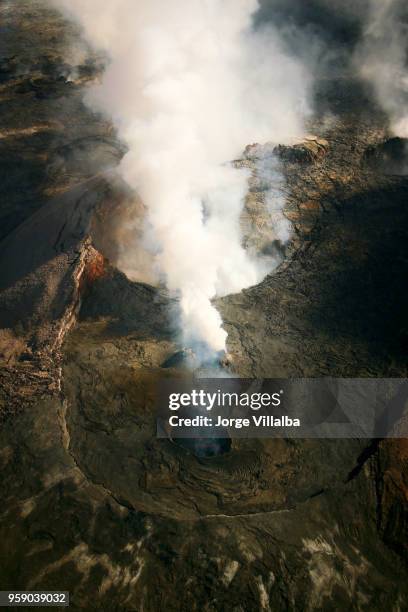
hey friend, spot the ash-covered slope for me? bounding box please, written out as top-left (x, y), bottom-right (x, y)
top-left (0, 1), bottom-right (407, 611)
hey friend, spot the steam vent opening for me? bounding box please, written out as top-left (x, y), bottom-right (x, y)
top-left (162, 346), bottom-right (233, 457)
top-left (161, 348), bottom-right (231, 371)
top-left (174, 437), bottom-right (232, 458)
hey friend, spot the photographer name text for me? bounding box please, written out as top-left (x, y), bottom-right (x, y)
top-left (168, 415), bottom-right (300, 428)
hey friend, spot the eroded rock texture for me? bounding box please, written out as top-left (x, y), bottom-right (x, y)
top-left (0, 1), bottom-right (407, 610)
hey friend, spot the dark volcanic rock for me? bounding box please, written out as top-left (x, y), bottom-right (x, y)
top-left (364, 137), bottom-right (408, 175)
top-left (274, 138), bottom-right (329, 164)
top-left (376, 439), bottom-right (408, 560)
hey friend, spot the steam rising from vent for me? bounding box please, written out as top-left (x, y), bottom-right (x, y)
top-left (357, 0), bottom-right (408, 136)
top-left (52, 0), bottom-right (311, 351)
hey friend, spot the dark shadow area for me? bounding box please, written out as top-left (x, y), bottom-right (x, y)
top-left (79, 267), bottom-right (175, 340)
top-left (364, 138), bottom-right (408, 176)
top-left (173, 437), bottom-right (232, 458)
top-left (0, 139), bottom-right (50, 241)
top-left (303, 182), bottom-right (408, 362)
top-left (253, 0), bottom-right (386, 121)
top-left (254, 0), bottom-right (365, 49)
top-left (0, 178), bottom-right (108, 292)
top-left (313, 76), bottom-right (383, 119)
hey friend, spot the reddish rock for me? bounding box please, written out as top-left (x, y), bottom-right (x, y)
top-left (84, 249), bottom-right (107, 285)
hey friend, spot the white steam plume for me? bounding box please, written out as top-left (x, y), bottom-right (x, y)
top-left (53, 0), bottom-right (311, 351)
top-left (356, 0), bottom-right (408, 136)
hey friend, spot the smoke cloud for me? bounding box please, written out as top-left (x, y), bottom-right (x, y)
top-left (355, 0), bottom-right (408, 136)
top-left (52, 0), bottom-right (311, 352)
